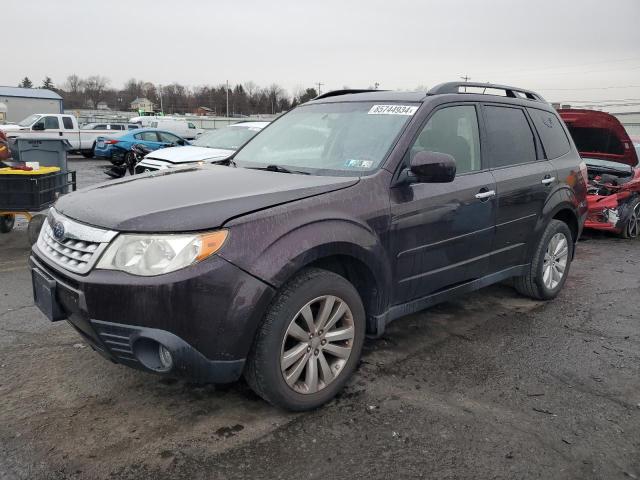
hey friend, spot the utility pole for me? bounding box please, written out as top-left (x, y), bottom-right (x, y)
top-left (316, 82), bottom-right (324, 95)
top-left (460, 75), bottom-right (471, 93)
top-left (226, 80), bottom-right (230, 118)
top-left (159, 84), bottom-right (163, 115)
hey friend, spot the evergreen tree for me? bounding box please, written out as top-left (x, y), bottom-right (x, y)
top-left (41, 77), bottom-right (54, 90)
top-left (19, 77), bottom-right (33, 88)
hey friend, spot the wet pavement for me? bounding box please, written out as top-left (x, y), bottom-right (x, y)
top-left (0, 159), bottom-right (639, 479)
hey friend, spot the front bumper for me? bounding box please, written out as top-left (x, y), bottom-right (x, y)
top-left (30, 252), bottom-right (275, 383)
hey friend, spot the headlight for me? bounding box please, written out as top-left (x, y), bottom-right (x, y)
top-left (96, 230), bottom-right (228, 276)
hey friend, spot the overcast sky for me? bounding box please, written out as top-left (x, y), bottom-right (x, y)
top-left (4, 0), bottom-right (640, 109)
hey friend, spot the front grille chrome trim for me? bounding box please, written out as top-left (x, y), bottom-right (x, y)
top-left (36, 209), bottom-right (118, 275)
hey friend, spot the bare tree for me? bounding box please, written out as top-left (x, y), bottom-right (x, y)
top-left (65, 74), bottom-right (82, 94)
top-left (83, 75), bottom-right (110, 108)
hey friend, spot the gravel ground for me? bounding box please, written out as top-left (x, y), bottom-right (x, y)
top-left (0, 158), bottom-right (639, 479)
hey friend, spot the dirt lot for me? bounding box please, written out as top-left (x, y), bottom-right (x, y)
top-left (1, 159), bottom-right (639, 480)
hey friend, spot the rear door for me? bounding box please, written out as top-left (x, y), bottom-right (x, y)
top-left (136, 131), bottom-right (164, 149)
top-left (389, 103), bottom-right (497, 303)
top-left (481, 104), bottom-right (556, 271)
top-left (60, 116), bottom-right (81, 149)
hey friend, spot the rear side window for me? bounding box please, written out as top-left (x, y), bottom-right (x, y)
top-left (44, 116), bottom-right (60, 130)
top-left (62, 117), bottom-right (74, 129)
top-left (138, 131), bottom-right (159, 142)
top-left (528, 109), bottom-right (571, 159)
top-left (483, 106), bottom-right (536, 168)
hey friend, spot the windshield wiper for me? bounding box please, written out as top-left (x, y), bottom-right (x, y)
top-left (249, 164), bottom-right (310, 175)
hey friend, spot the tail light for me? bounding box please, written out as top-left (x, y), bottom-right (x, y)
top-left (105, 140), bottom-right (119, 145)
top-left (579, 161), bottom-right (588, 187)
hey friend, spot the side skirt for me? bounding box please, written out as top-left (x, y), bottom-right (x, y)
top-left (368, 264), bottom-right (529, 337)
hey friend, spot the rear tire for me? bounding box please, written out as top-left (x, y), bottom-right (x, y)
top-left (81, 145), bottom-right (95, 159)
top-left (0, 214), bottom-right (15, 233)
top-left (514, 219), bottom-right (573, 300)
top-left (245, 268), bottom-right (365, 411)
top-left (619, 197), bottom-right (640, 239)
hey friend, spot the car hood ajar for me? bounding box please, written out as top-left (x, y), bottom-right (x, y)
top-left (145, 145), bottom-right (234, 164)
top-left (54, 165), bottom-right (359, 232)
top-left (559, 109), bottom-right (638, 167)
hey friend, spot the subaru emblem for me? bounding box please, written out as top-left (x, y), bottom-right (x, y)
top-left (52, 221), bottom-right (65, 240)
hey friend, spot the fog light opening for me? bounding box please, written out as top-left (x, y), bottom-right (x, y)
top-left (133, 338), bottom-right (174, 373)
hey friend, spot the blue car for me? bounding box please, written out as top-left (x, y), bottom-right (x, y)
top-left (94, 128), bottom-right (190, 165)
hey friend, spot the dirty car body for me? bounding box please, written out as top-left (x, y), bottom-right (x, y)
top-left (559, 109), bottom-right (640, 237)
top-left (30, 83), bottom-right (587, 410)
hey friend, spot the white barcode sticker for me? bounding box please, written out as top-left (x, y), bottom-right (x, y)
top-left (368, 105), bottom-right (418, 116)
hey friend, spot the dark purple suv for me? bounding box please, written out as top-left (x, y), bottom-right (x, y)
top-left (30, 82), bottom-right (588, 410)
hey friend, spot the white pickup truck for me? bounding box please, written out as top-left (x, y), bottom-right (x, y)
top-left (0, 114), bottom-right (112, 157)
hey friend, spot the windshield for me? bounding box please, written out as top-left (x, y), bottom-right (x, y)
top-left (192, 126), bottom-right (261, 150)
top-left (233, 102), bottom-right (418, 175)
top-left (19, 114), bottom-right (42, 127)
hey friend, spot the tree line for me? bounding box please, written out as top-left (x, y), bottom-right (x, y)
top-left (17, 75), bottom-right (320, 116)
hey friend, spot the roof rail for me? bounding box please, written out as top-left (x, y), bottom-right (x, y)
top-left (428, 82), bottom-right (545, 102)
top-left (313, 89), bottom-right (386, 100)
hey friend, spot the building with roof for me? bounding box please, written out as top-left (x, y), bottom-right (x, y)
top-left (130, 97), bottom-right (155, 113)
top-left (0, 86), bottom-right (63, 123)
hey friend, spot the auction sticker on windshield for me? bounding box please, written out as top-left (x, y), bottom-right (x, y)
top-left (368, 105), bottom-right (418, 115)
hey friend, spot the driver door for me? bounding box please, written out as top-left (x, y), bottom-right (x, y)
top-left (389, 104), bottom-right (497, 304)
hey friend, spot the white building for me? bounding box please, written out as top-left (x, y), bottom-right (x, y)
top-left (130, 97), bottom-right (155, 113)
top-left (613, 112), bottom-right (640, 138)
top-left (0, 86), bottom-right (63, 123)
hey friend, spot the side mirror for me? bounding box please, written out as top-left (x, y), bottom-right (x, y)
top-left (408, 151), bottom-right (456, 183)
top-left (32, 123), bottom-right (45, 131)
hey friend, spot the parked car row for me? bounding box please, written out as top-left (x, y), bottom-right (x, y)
top-left (31, 81), bottom-right (599, 411)
top-left (136, 121), bottom-right (269, 173)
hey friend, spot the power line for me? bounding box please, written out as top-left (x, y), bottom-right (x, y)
top-left (478, 56), bottom-right (640, 76)
top-left (539, 84), bottom-right (640, 91)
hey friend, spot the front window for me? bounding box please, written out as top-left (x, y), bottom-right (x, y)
top-left (233, 102), bottom-right (418, 175)
top-left (192, 126), bottom-right (261, 150)
top-left (19, 114), bottom-right (41, 127)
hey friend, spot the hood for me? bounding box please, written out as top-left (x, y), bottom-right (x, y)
top-left (558, 109), bottom-right (638, 167)
top-left (0, 124), bottom-right (23, 132)
top-left (55, 165), bottom-right (358, 232)
top-left (144, 145), bottom-right (234, 164)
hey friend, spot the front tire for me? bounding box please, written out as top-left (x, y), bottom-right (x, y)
top-left (245, 268), bottom-right (365, 411)
top-left (514, 219), bottom-right (573, 300)
top-left (27, 214), bottom-right (46, 245)
top-left (0, 214), bottom-right (15, 233)
top-left (619, 197), bottom-right (640, 239)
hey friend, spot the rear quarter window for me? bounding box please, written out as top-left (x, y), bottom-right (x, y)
top-left (528, 108), bottom-right (571, 159)
top-left (62, 117), bottom-right (74, 129)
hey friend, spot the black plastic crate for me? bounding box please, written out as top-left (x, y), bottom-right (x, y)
top-left (0, 170), bottom-right (76, 211)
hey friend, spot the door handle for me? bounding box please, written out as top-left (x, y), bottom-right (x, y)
top-left (541, 176), bottom-right (555, 185)
top-left (475, 190), bottom-right (496, 200)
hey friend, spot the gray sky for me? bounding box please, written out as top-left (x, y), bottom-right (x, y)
top-left (5, 0), bottom-right (640, 109)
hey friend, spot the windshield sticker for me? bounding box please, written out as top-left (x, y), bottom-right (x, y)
top-left (345, 159), bottom-right (374, 169)
top-left (368, 105), bottom-right (418, 116)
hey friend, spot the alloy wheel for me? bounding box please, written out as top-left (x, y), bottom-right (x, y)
top-left (280, 295), bottom-right (355, 394)
top-left (627, 203), bottom-right (640, 238)
top-left (542, 232), bottom-right (569, 290)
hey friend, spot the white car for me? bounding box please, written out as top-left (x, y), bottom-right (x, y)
top-left (135, 121), bottom-right (269, 173)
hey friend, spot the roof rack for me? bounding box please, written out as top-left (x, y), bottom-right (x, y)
top-left (428, 82), bottom-right (545, 102)
top-left (313, 89), bottom-right (386, 100)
